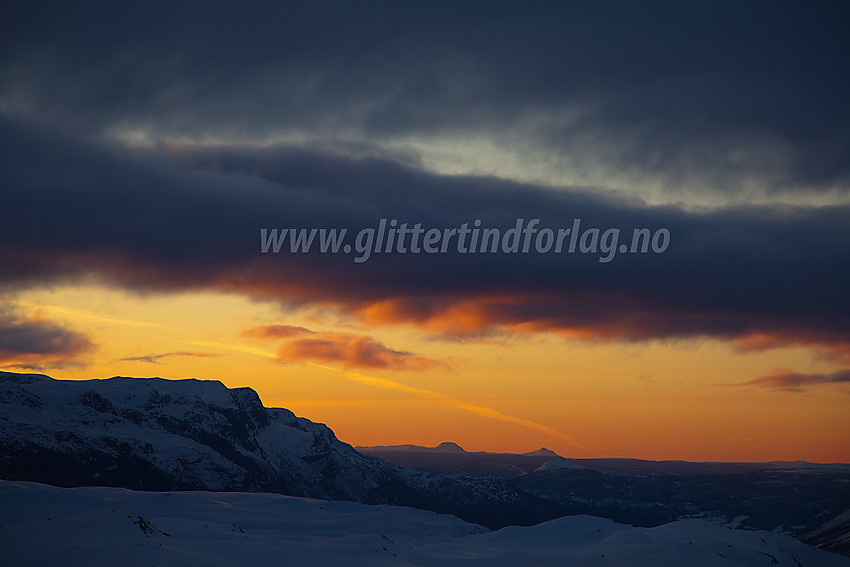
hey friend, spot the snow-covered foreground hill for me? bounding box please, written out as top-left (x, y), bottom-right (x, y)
top-left (1, 481), bottom-right (847, 567)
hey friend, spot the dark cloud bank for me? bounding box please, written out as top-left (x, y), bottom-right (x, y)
top-left (1, 1), bottom-right (848, 376)
top-left (1, 119), bottom-right (847, 353)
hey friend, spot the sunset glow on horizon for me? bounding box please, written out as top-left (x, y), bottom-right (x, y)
top-left (5, 283), bottom-right (846, 464)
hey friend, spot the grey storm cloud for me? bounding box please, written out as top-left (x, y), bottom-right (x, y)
top-left (0, 117), bottom-right (848, 352)
top-left (0, 1), bottom-right (848, 356)
top-left (1, 1), bottom-right (848, 203)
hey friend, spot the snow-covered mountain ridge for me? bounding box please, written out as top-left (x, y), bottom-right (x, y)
top-left (0, 371), bottom-right (555, 528)
top-left (0, 371), bottom-right (396, 499)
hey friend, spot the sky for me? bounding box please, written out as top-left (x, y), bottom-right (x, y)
top-left (1, 1), bottom-right (848, 462)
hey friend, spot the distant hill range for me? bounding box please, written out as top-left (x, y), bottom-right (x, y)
top-left (357, 442), bottom-right (850, 477)
top-left (357, 442), bottom-right (588, 477)
top-left (2, 371), bottom-right (849, 557)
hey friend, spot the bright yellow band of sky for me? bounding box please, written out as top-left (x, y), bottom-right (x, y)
top-left (9, 284), bottom-right (849, 463)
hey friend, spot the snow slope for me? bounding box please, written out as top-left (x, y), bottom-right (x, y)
top-left (1, 480), bottom-right (847, 567)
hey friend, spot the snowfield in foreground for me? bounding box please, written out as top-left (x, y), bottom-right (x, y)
top-left (1, 481), bottom-right (847, 567)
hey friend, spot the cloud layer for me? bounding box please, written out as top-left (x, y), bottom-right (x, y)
top-left (1, 121), bottom-right (847, 355)
top-left (242, 324), bottom-right (442, 372)
top-left (118, 351), bottom-right (220, 365)
top-left (0, 303), bottom-right (95, 369)
top-left (1, 1), bottom-right (848, 205)
top-left (1, 1), bottom-right (848, 375)
top-left (742, 369), bottom-right (850, 393)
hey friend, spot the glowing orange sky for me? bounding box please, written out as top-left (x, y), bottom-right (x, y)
top-left (9, 284), bottom-right (849, 463)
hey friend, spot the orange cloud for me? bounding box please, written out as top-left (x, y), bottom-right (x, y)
top-left (275, 331), bottom-right (444, 372)
top-left (733, 332), bottom-right (850, 363)
top-left (356, 295), bottom-right (850, 369)
top-left (358, 295), bottom-right (525, 338)
top-left (240, 324), bottom-right (315, 340)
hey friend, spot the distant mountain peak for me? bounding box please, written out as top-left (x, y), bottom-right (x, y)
top-left (524, 447), bottom-right (561, 457)
top-left (434, 441), bottom-right (466, 453)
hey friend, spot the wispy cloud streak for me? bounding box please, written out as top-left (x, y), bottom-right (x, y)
top-left (739, 369), bottom-right (850, 392)
top-left (119, 351), bottom-right (220, 364)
